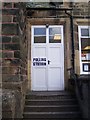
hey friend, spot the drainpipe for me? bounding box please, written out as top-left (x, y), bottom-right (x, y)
top-left (65, 10), bottom-right (75, 73)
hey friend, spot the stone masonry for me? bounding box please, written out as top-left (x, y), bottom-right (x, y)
top-left (1, 2), bottom-right (28, 118)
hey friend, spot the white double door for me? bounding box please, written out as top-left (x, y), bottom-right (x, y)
top-left (31, 25), bottom-right (64, 91)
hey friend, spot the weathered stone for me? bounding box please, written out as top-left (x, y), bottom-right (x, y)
top-left (0, 36), bottom-right (2, 43)
top-left (1, 36), bottom-right (19, 44)
top-left (2, 3), bottom-right (12, 8)
top-left (20, 61), bottom-right (26, 68)
top-left (2, 44), bottom-right (20, 50)
top-left (2, 51), bottom-right (14, 58)
top-left (2, 89), bottom-right (16, 118)
top-left (2, 36), bottom-right (11, 43)
top-left (14, 51), bottom-right (20, 58)
top-left (12, 36), bottom-right (19, 43)
top-left (20, 67), bottom-right (26, 74)
top-left (2, 15), bottom-right (12, 22)
top-left (73, 9), bottom-right (81, 16)
top-left (13, 16), bottom-right (18, 22)
top-left (0, 65), bottom-right (2, 74)
top-left (2, 74), bottom-right (20, 82)
top-left (1, 2), bottom-right (27, 119)
top-left (72, 2), bottom-right (89, 16)
top-left (2, 88), bottom-right (26, 118)
top-left (2, 9), bottom-right (19, 15)
top-left (2, 24), bottom-right (18, 35)
top-left (2, 66), bottom-right (19, 74)
top-left (2, 80), bottom-right (28, 118)
top-left (0, 45), bottom-right (1, 51)
top-left (2, 59), bottom-right (20, 66)
top-left (10, 59), bottom-right (20, 65)
top-left (2, 111), bottom-right (13, 118)
top-left (13, 3), bottom-right (19, 8)
top-left (0, 52), bottom-right (2, 58)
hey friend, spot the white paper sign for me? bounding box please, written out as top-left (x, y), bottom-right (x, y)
top-left (84, 64), bottom-right (88, 71)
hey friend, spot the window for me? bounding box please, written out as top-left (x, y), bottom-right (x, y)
top-left (33, 26), bottom-right (62, 44)
top-left (49, 27), bottom-right (61, 43)
top-left (81, 28), bottom-right (89, 36)
top-left (34, 28), bottom-right (46, 43)
top-left (79, 26), bottom-right (90, 74)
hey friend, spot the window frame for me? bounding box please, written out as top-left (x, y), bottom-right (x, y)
top-left (32, 25), bottom-right (63, 44)
top-left (32, 25), bottom-right (46, 45)
top-left (78, 26), bottom-right (90, 74)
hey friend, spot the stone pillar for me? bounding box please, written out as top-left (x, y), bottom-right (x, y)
top-left (2, 2), bottom-right (20, 82)
top-left (1, 2), bottom-right (28, 118)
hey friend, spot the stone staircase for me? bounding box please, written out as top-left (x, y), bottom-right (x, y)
top-left (23, 91), bottom-right (82, 120)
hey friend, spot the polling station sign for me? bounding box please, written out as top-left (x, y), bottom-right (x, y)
top-left (33, 57), bottom-right (46, 66)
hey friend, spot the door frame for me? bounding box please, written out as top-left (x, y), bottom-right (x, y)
top-left (31, 25), bottom-right (64, 91)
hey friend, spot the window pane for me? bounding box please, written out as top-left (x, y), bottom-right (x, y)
top-left (81, 28), bottom-right (89, 36)
top-left (49, 27), bottom-right (61, 35)
top-left (34, 36), bottom-right (46, 43)
top-left (34, 28), bottom-right (46, 35)
top-left (49, 35), bottom-right (61, 43)
top-left (49, 27), bottom-right (61, 43)
top-left (83, 63), bottom-right (90, 72)
top-left (81, 38), bottom-right (90, 61)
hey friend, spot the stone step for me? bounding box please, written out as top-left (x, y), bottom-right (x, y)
top-left (25, 99), bottom-right (77, 105)
top-left (23, 111), bottom-right (81, 119)
top-left (26, 94), bottom-right (76, 100)
top-left (24, 104), bottom-right (79, 112)
top-left (24, 105), bottom-right (78, 112)
top-left (23, 118), bottom-right (82, 120)
top-left (23, 91), bottom-right (82, 119)
top-left (26, 91), bottom-right (75, 96)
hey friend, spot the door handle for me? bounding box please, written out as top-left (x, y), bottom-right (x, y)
top-left (48, 60), bottom-right (51, 64)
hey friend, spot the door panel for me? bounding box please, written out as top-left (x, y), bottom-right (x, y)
top-left (48, 46), bottom-right (64, 90)
top-left (48, 67), bottom-right (63, 90)
top-left (32, 45), bottom-right (47, 91)
top-left (33, 67), bottom-right (47, 91)
top-left (33, 46), bottom-right (46, 57)
top-left (48, 47), bottom-right (61, 64)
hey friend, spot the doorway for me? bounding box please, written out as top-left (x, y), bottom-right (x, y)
top-left (31, 25), bottom-right (64, 91)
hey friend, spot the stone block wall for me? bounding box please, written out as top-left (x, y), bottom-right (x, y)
top-left (1, 2), bottom-right (27, 82)
top-left (1, 2), bottom-right (20, 82)
top-left (1, 2), bottom-right (28, 118)
top-left (72, 2), bottom-right (89, 17)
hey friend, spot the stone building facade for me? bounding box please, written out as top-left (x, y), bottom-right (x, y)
top-left (1, 1), bottom-right (90, 119)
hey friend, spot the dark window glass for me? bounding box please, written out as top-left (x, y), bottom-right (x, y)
top-left (49, 35), bottom-right (61, 43)
top-left (34, 36), bottom-right (46, 43)
top-left (81, 28), bottom-right (89, 36)
top-left (81, 38), bottom-right (90, 61)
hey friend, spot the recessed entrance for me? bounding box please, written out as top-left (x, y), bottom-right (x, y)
top-left (31, 25), bottom-right (64, 91)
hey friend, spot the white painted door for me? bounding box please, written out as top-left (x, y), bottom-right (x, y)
top-left (31, 25), bottom-right (64, 91)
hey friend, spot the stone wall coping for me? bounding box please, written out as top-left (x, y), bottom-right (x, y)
top-left (78, 75), bottom-right (90, 82)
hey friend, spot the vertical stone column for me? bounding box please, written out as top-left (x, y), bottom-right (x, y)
top-left (1, 2), bottom-right (28, 118)
top-left (2, 2), bottom-right (20, 82)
